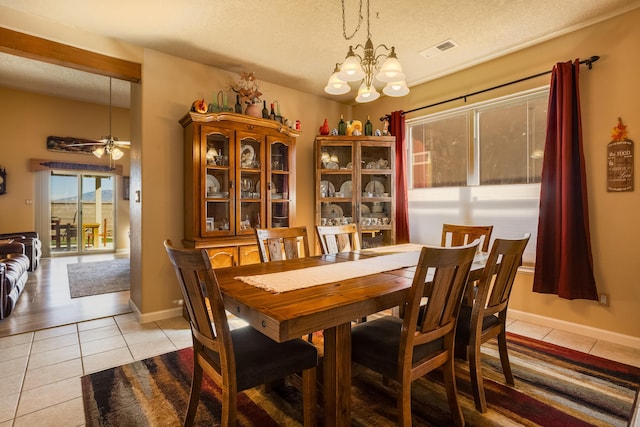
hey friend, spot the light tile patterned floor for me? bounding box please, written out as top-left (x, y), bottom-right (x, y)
top-left (0, 315), bottom-right (638, 426)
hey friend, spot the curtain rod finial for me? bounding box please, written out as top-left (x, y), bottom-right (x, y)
top-left (586, 55), bottom-right (600, 69)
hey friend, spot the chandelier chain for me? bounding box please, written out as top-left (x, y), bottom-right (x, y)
top-left (341, 0), bottom-right (365, 41)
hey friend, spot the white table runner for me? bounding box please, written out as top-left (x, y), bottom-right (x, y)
top-left (234, 250), bottom-right (421, 293)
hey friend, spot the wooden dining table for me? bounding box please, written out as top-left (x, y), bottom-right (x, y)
top-left (214, 243), bottom-right (487, 426)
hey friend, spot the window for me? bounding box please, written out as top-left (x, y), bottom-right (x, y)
top-left (406, 88), bottom-right (549, 264)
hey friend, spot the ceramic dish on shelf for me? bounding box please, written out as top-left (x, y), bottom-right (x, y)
top-left (240, 144), bottom-right (255, 168)
top-left (366, 161), bottom-right (379, 169)
top-left (320, 180), bottom-right (335, 196)
top-left (360, 204), bottom-right (371, 216)
top-left (346, 161), bottom-right (353, 169)
top-left (321, 204), bottom-right (343, 218)
top-left (340, 180), bottom-right (352, 197)
top-left (206, 175), bottom-right (220, 193)
top-left (365, 179), bottom-right (385, 195)
top-left (325, 161), bottom-right (339, 170)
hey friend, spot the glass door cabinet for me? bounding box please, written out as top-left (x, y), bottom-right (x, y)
top-left (182, 111), bottom-right (298, 266)
top-left (315, 135), bottom-right (396, 249)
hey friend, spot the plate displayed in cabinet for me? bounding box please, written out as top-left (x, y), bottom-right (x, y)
top-left (365, 179), bottom-right (385, 195)
top-left (340, 180), bottom-right (352, 197)
top-left (320, 180), bottom-right (335, 196)
top-left (325, 161), bottom-right (339, 169)
top-left (360, 204), bottom-right (371, 216)
top-left (321, 204), bottom-right (343, 218)
top-left (206, 175), bottom-right (220, 193)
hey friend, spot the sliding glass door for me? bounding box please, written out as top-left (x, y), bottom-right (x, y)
top-left (50, 171), bottom-right (116, 254)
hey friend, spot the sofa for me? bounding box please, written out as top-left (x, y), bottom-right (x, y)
top-left (0, 231), bottom-right (41, 271)
top-left (0, 242), bottom-right (30, 319)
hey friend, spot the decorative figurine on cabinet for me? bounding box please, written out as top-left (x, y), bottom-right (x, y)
top-left (319, 118), bottom-right (330, 135)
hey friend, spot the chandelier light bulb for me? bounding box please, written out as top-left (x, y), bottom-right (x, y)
top-left (324, 68), bottom-right (350, 95)
top-left (355, 82), bottom-right (380, 103)
top-left (376, 52), bottom-right (406, 83)
top-left (383, 79), bottom-right (410, 97)
top-left (337, 48), bottom-right (365, 82)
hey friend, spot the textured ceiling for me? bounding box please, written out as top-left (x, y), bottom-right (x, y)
top-left (1, 0), bottom-right (639, 107)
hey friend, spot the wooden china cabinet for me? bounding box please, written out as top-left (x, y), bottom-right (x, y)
top-left (315, 135), bottom-right (396, 249)
top-left (181, 111), bottom-right (298, 267)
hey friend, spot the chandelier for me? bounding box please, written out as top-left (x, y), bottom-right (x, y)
top-left (324, 0), bottom-right (409, 103)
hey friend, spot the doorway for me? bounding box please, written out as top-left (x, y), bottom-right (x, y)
top-left (50, 171), bottom-right (116, 254)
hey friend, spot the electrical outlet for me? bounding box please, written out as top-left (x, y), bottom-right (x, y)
top-left (599, 294), bottom-right (609, 306)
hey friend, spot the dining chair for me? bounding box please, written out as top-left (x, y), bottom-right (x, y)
top-left (315, 223), bottom-right (361, 255)
top-left (255, 226), bottom-right (314, 342)
top-left (455, 233), bottom-right (530, 413)
top-left (442, 223), bottom-right (494, 304)
top-left (316, 223), bottom-right (367, 323)
top-left (441, 223), bottom-right (494, 252)
top-left (351, 241), bottom-right (479, 427)
top-left (164, 240), bottom-right (318, 426)
top-left (255, 226), bottom-right (310, 262)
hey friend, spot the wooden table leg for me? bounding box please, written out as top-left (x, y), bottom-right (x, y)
top-left (323, 322), bottom-right (351, 426)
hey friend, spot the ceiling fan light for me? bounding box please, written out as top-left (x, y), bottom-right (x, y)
top-left (355, 82), bottom-right (380, 103)
top-left (111, 147), bottom-right (124, 160)
top-left (324, 71), bottom-right (350, 95)
top-left (376, 56), bottom-right (405, 83)
top-left (92, 146), bottom-right (105, 158)
top-left (383, 80), bottom-right (410, 97)
top-left (338, 49), bottom-right (365, 82)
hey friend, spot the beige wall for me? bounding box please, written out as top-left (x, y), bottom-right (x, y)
top-left (354, 8), bottom-right (640, 339)
top-left (0, 86), bottom-right (131, 252)
top-left (2, 6), bottom-right (638, 340)
top-left (132, 49), bottom-right (350, 315)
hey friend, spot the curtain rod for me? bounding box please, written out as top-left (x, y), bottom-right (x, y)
top-left (382, 55), bottom-right (600, 121)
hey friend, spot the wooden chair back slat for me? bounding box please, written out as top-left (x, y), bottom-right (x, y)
top-left (255, 226), bottom-right (310, 261)
top-left (441, 224), bottom-right (494, 252)
top-left (316, 224), bottom-right (361, 255)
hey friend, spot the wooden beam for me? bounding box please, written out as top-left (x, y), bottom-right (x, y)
top-left (0, 27), bottom-right (141, 83)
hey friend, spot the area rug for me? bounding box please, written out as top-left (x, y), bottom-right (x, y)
top-left (81, 333), bottom-right (640, 426)
top-left (67, 258), bottom-right (130, 298)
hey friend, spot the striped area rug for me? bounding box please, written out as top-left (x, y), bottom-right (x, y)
top-left (82, 333), bottom-right (640, 426)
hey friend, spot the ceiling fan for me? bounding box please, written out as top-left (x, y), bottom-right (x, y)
top-left (64, 77), bottom-right (130, 162)
top-left (92, 77), bottom-right (130, 161)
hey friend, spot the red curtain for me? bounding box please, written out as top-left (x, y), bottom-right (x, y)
top-left (389, 111), bottom-right (410, 243)
top-left (533, 60), bottom-right (597, 300)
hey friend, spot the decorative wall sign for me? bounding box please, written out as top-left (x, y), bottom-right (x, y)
top-left (47, 136), bottom-right (96, 154)
top-left (607, 118), bottom-right (634, 192)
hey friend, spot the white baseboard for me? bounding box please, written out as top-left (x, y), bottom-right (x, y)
top-left (128, 300), bottom-right (183, 324)
top-left (508, 309), bottom-right (640, 350)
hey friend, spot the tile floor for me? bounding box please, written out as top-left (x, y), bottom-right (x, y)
top-left (1, 315), bottom-right (638, 426)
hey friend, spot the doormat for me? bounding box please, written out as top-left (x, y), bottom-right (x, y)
top-left (67, 258), bottom-right (130, 298)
